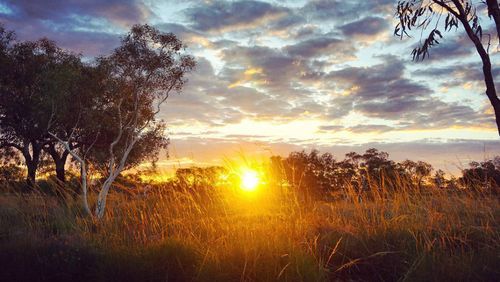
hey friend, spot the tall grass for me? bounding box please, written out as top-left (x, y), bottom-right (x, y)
top-left (0, 170), bottom-right (498, 281)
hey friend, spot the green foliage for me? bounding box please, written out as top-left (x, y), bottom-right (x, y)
top-left (461, 156), bottom-right (500, 192)
top-left (0, 24), bottom-right (195, 186)
top-left (394, 0), bottom-right (484, 61)
top-left (269, 148), bottom-right (439, 202)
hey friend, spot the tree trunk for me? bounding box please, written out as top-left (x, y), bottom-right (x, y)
top-left (22, 142), bottom-right (41, 187)
top-left (486, 0), bottom-right (500, 45)
top-left (95, 176), bottom-right (117, 218)
top-left (79, 163), bottom-right (91, 215)
top-left (476, 38), bottom-right (500, 135)
top-left (457, 11), bottom-right (500, 135)
top-left (45, 143), bottom-right (69, 183)
top-left (488, 83), bottom-right (500, 136)
top-left (55, 162), bottom-right (65, 182)
top-left (48, 132), bottom-right (92, 216)
top-left (26, 162), bottom-right (37, 186)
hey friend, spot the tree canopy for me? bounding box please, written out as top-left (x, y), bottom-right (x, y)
top-left (0, 23), bottom-right (195, 208)
top-left (395, 0), bottom-right (500, 135)
top-left (0, 32), bottom-right (84, 185)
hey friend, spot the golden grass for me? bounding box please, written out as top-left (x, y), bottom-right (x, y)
top-left (0, 175), bottom-right (499, 281)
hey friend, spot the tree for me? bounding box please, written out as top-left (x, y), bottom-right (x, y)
top-left (41, 52), bottom-right (96, 183)
top-left (273, 150), bottom-right (344, 201)
top-left (395, 0), bottom-right (500, 135)
top-left (51, 24), bottom-right (195, 218)
top-left (399, 159), bottom-right (433, 189)
top-left (461, 156), bottom-right (500, 191)
top-left (0, 27), bottom-right (84, 185)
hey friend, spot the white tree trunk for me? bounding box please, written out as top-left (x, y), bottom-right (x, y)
top-left (95, 135), bottom-right (139, 218)
top-left (95, 177), bottom-right (114, 218)
top-left (49, 132), bottom-right (91, 216)
top-left (80, 162), bottom-right (91, 215)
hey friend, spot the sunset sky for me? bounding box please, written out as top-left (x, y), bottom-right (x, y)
top-left (1, 0), bottom-right (499, 174)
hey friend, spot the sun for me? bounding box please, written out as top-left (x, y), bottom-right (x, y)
top-left (240, 169), bottom-right (259, 192)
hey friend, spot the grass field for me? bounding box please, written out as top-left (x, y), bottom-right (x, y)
top-left (0, 174), bottom-right (499, 282)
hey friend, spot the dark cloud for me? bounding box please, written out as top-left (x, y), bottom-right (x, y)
top-left (325, 95), bottom-right (354, 119)
top-left (346, 124), bottom-right (393, 133)
top-left (159, 57), bottom-right (245, 126)
top-left (293, 25), bottom-right (319, 39)
top-left (184, 0), bottom-right (288, 32)
top-left (329, 58), bottom-right (426, 101)
top-left (222, 86), bottom-right (293, 118)
top-left (162, 53), bottom-right (306, 125)
top-left (301, 0), bottom-right (360, 21)
top-left (0, 14), bottom-right (119, 56)
top-left (326, 56), bottom-right (491, 129)
top-left (1, 0), bottom-right (151, 27)
top-left (415, 35), bottom-right (474, 62)
top-left (339, 16), bottom-right (388, 37)
top-left (0, 0), bottom-right (153, 56)
top-left (284, 36), bottom-right (354, 59)
top-left (221, 45), bottom-right (303, 92)
top-left (412, 61), bottom-right (500, 91)
top-left (301, 0), bottom-right (394, 22)
top-left (156, 23), bottom-right (199, 38)
top-left (318, 125), bottom-right (344, 131)
top-left (426, 41), bottom-right (473, 61)
top-left (270, 12), bottom-right (305, 31)
top-left (410, 101), bottom-right (494, 129)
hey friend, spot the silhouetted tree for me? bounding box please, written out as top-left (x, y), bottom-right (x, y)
top-left (41, 53), bottom-right (97, 183)
top-left (51, 24), bottom-right (195, 218)
top-left (271, 150), bottom-right (340, 201)
top-left (0, 27), bottom-right (84, 185)
top-left (46, 61), bottom-right (168, 183)
top-left (433, 169), bottom-right (446, 188)
top-left (175, 166), bottom-right (226, 193)
top-left (399, 159), bottom-right (433, 189)
top-left (395, 0), bottom-right (500, 135)
top-left (354, 149), bottom-right (398, 194)
top-left (461, 156), bottom-right (500, 191)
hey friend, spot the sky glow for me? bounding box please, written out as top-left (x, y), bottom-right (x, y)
top-left (1, 0), bottom-right (499, 174)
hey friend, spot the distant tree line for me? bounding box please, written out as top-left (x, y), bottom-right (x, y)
top-left (269, 149), bottom-right (500, 201)
top-left (137, 149), bottom-right (500, 202)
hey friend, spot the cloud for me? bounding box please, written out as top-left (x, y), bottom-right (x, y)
top-left (284, 36), bottom-right (354, 59)
top-left (0, 14), bottom-right (120, 56)
top-left (168, 137), bottom-right (500, 175)
top-left (346, 124), bottom-right (394, 133)
top-left (1, 0), bottom-right (151, 27)
top-left (413, 61), bottom-right (500, 91)
top-left (1, 0), bottom-right (497, 170)
top-left (318, 125), bottom-right (344, 131)
top-left (301, 0), bottom-right (394, 22)
top-left (184, 0), bottom-right (289, 32)
top-left (0, 0), bottom-right (154, 56)
top-left (159, 57), bottom-right (244, 126)
top-left (417, 35), bottom-right (474, 62)
top-left (326, 56), bottom-right (492, 129)
top-left (339, 16), bottom-right (389, 37)
top-left (221, 45), bottom-right (307, 92)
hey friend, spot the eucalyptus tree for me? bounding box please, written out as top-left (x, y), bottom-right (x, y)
top-left (51, 24), bottom-right (195, 218)
top-left (0, 26), bottom-right (85, 185)
top-left (395, 0), bottom-right (500, 135)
